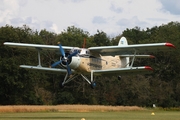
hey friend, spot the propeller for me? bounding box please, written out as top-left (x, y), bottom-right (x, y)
top-left (51, 42), bottom-right (78, 75)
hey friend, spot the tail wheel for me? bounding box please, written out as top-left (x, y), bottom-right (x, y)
top-left (118, 76), bottom-right (121, 80)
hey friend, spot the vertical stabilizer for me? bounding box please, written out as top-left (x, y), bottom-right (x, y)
top-left (118, 37), bottom-right (129, 67)
top-left (118, 36), bottom-right (128, 46)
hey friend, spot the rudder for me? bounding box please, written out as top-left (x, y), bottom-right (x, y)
top-left (118, 36), bottom-right (128, 46)
top-left (118, 37), bottom-right (129, 67)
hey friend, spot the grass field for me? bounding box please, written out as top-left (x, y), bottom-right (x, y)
top-left (0, 105), bottom-right (179, 120)
top-left (0, 111), bottom-right (180, 120)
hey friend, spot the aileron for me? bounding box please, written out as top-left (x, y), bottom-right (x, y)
top-left (3, 42), bottom-right (73, 52)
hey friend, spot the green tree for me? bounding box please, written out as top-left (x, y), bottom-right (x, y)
top-left (0, 25), bottom-right (44, 104)
top-left (56, 26), bottom-right (90, 47)
top-left (93, 30), bottom-right (111, 46)
top-left (1, 22), bottom-right (180, 107)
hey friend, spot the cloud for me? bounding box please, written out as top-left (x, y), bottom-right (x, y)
top-left (0, 0), bottom-right (20, 24)
top-left (116, 16), bottom-right (148, 29)
top-left (116, 18), bottom-right (130, 27)
top-left (159, 0), bottom-right (180, 15)
top-left (92, 16), bottom-right (107, 24)
top-left (59, 0), bottom-right (84, 3)
top-left (1, 0), bottom-right (180, 37)
top-left (50, 23), bottom-right (59, 33)
top-left (110, 3), bottom-right (122, 13)
top-left (10, 17), bottom-right (24, 24)
top-left (17, 0), bottom-right (28, 6)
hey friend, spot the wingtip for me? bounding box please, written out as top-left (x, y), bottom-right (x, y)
top-left (145, 66), bottom-right (153, 71)
top-left (2, 42), bottom-right (8, 46)
top-left (150, 55), bottom-right (155, 58)
top-left (165, 43), bottom-right (175, 48)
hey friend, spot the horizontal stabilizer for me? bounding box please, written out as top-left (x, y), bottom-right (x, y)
top-left (120, 55), bottom-right (155, 58)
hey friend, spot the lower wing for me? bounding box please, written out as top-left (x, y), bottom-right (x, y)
top-left (92, 66), bottom-right (153, 75)
top-left (20, 65), bottom-right (74, 73)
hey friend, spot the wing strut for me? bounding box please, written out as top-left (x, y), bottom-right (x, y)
top-left (37, 50), bottom-right (42, 67)
top-left (91, 71), bottom-right (94, 82)
top-left (130, 50), bottom-right (136, 67)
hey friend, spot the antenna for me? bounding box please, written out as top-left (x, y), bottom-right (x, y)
top-left (82, 38), bottom-right (86, 48)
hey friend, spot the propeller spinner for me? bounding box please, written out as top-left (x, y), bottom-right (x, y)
top-left (51, 43), bottom-right (78, 75)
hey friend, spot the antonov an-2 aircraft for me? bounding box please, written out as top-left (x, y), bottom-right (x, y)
top-left (4, 37), bottom-right (175, 88)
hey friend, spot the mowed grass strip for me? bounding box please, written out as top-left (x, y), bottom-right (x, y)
top-left (0, 111), bottom-right (180, 120)
top-left (0, 105), bottom-right (144, 113)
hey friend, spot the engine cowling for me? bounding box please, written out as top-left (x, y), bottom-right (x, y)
top-left (61, 56), bottom-right (81, 69)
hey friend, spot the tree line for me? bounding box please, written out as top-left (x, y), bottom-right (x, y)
top-left (0, 22), bottom-right (180, 107)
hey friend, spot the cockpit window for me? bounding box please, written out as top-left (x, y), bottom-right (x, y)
top-left (70, 48), bottom-right (80, 54)
top-left (79, 48), bottom-right (90, 56)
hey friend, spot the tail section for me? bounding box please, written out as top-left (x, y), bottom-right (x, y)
top-left (118, 37), bottom-right (129, 67)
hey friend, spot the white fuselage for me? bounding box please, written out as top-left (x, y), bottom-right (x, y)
top-left (67, 55), bottom-right (124, 74)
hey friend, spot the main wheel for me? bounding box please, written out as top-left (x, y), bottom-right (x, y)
top-left (59, 80), bottom-right (64, 88)
top-left (91, 81), bottom-right (96, 89)
top-left (118, 76), bottom-right (121, 80)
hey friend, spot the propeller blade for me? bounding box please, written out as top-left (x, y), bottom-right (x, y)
top-left (66, 62), bottom-right (72, 75)
top-left (55, 42), bottom-right (75, 75)
top-left (68, 51), bottom-right (78, 59)
top-left (51, 60), bottom-right (62, 68)
top-left (58, 43), bottom-right (65, 57)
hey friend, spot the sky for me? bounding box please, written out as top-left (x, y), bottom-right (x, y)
top-left (1, 0), bottom-right (180, 37)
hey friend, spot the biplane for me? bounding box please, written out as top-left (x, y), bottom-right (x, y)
top-left (4, 37), bottom-right (175, 88)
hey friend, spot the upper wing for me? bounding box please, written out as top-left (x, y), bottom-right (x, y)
top-left (88, 43), bottom-right (175, 56)
top-left (3, 42), bottom-right (74, 53)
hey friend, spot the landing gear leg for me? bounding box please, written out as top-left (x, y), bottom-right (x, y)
top-left (59, 74), bottom-right (79, 88)
top-left (90, 71), bottom-right (96, 89)
top-left (81, 74), bottom-right (96, 89)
